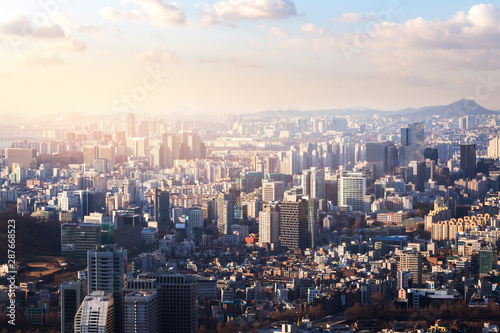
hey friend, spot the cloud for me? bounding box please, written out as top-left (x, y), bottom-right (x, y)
top-left (136, 47), bottom-right (179, 63)
top-left (0, 15), bottom-right (66, 39)
top-left (301, 23), bottom-right (317, 34)
top-left (269, 26), bottom-right (287, 38)
top-left (200, 0), bottom-right (297, 26)
top-left (23, 52), bottom-right (65, 67)
top-left (333, 12), bottom-right (366, 23)
top-left (339, 4), bottom-right (500, 70)
top-left (99, 0), bottom-right (186, 26)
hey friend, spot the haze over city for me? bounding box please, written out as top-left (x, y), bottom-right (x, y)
top-left (1, 0), bottom-right (500, 117)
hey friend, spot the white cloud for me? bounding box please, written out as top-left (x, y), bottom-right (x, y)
top-left (99, 0), bottom-right (186, 26)
top-left (200, 0), bottom-right (297, 26)
top-left (301, 23), bottom-right (317, 34)
top-left (199, 57), bottom-right (261, 68)
top-left (136, 47), bottom-right (179, 63)
top-left (333, 12), bottom-right (366, 23)
top-left (0, 15), bottom-right (66, 39)
top-left (269, 26), bottom-right (287, 38)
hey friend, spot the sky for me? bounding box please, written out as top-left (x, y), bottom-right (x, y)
top-left (0, 0), bottom-right (500, 117)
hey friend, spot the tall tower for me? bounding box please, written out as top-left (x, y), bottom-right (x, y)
top-left (154, 188), bottom-right (170, 234)
top-left (127, 112), bottom-right (135, 138)
top-left (61, 280), bottom-right (84, 333)
top-left (162, 133), bottom-right (181, 168)
top-left (123, 291), bottom-right (159, 333)
top-left (279, 199), bottom-right (308, 250)
top-left (74, 291), bottom-right (114, 333)
top-left (338, 172), bottom-right (366, 212)
top-left (301, 168), bottom-right (325, 199)
top-left (400, 250), bottom-right (422, 287)
top-left (217, 190), bottom-right (238, 235)
top-left (259, 204), bottom-right (280, 248)
top-left (262, 179), bottom-right (284, 202)
top-left (460, 143), bottom-right (476, 179)
top-left (87, 246), bottom-right (127, 332)
top-left (306, 198), bottom-right (319, 249)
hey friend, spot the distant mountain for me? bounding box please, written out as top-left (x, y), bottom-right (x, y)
top-left (243, 99), bottom-right (497, 120)
top-left (388, 99), bottom-right (498, 119)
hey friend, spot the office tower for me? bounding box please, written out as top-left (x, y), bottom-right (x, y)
top-left (5, 148), bottom-right (36, 170)
top-left (365, 142), bottom-right (386, 178)
top-left (126, 137), bottom-right (149, 157)
top-left (151, 144), bottom-right (165, 168)
top-left (83, 145), bottom-right (98, 166)
top-left (113, 212), bottom-right (142, 251)
top-left (154, 188), bottom-right (170, 234)
top-left (400, 250), bottom-right (422, 287)
top-left (396, 270), bottom-right (413, 291)
top-left (279, 199), bottom-right (308, 250)
top-left (459, 115), bottom-right (476, 129)
top-left (325, 179), bottom-right (338, 206)
top-left (124, 291), bottom-right (158, 333)
top-left (87, 246), bottom-right (127, 332)
top-left (259, 204), bottom-right (280, 248)
top-left (460, 144), bottom-right (477, 179)
top-left (424, 147), bottom-right (439, 164)
top-left (188, 208), bottom-right (203, 228)
top-left (139, 120), bottom-right (149, 138)
top-left (301, 167), bottom-right (325, 199)
top-left (99, 145), bottom-right (116, 167)
top-left (262, 179), bottom-right (285, 202)
top-left (409, 161), bottom-right (426, 192)
top-left (178, 131), bottom-right (205, 160)
top-left (74, 291), bottom-right (114, 333)
top-left (217, 190), bottom-right (237, 235)
top-left (306, 198), bottom-right (318, 249)
top-left (401, 122), bottom-right (425, 162)
top-left (61, 280), bottom-right (84, 333)
top-left (76, 190), bottom-right (106, 220)
top-left (338, 172), bottom-right (366, 212)
top-left (384, 144), bottom-right (399, 174)
top-left (162, 133), bottom-right (181, 168)
top-left (127, 112), bottom-right (135, 137)
top-left (146, 273), bottom-right (198, 333)
top-left (61, 223), bottom-right (101, 260)
top-left (479, 249), bottom-right (496, 277)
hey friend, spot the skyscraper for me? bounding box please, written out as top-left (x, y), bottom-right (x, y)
top-left (87, 246), bottom-right (127, 332)
top-left (460, 143), bottom-right (477, 179)
top-left (61, 280), bottom-right (84, 333)
top-left (217, 190), bottom-right (238, 235)
top-left (401, 122), bottom-right (425, 162)
top-left (279, 199), bottom-right (308, 250)
top-left (301, 167), bottom-right (325, 199)
top-left (127, 112), bottom-right (135, 138)
top-left (400, 250), bottom-right (422, 287)
top-left (338, 172), bottom-right (366, 212)
top-left (154, 189), bottom-right (170, 234)
top-left (5, 148), bottom-right (36, 170)
top-left (162, 133), bottom-right (181, 168)
top-left (262, 179), bottom-right (285, 202)
top-left (74, 291), bottom-right (114, 333)
top-left (259, 204), bottom-right (280, 248)
top-left (124, 291), bottom-right (159, 333)
top-left (306, 198), bottom-right (318, 249)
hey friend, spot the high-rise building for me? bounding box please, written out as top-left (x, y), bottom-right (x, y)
top-left (74, 291), bottom-right (114, 333)
top-left (5, 148), bottom-right (36, 170)
top-left (460, 143), bottom-right (476, 179)
top-left (400, 250), bottom-right (422, 287)
top-left (401, 122), bottom-right (425, 162)
top-left (83, 145), bottom-right (98, 166)
top-left (409, 161), bottom-right (426, 192)
top-left (259, 204), bottom-right (280, 248)
top-left (142, 272), bottom-right (198, 333)
top-left (338, 172), bottom-right (366, 212)
top-left (279, 199), bottom-right (308, 250)
top-left (262, 179), bottom-right (285, 202)
top-left (99, 145), bottom-right (116, 167)
top-left (154, 189), bottom-right (170, 233)
top-left (301, 167), bottom-right (325, 199)
top-left (384, 144), bottom-right (399, 174)
top-left (217, 190), bottom-right (238, 235)
top-left (127, 113), bottom-right (135, 137)
top-left (61, 280), bottom-right (84, 333)
top-left (139, 120), bottom-right (149, 138)
top-left (479, 249), bottom-right (496, 277)
top-left (124, 291), bottom-right (159, 333)
top-left (127, 137), bottom-right (149, 157)
top-left (487, 137), bottom-right (500, 158)
top-left (306, 198), bottom-right (318, 249)
top-left (87, 246), bottom-right (127, 332)
top-left (162, 133), bottom-right (181, 168)
top-left (61, 223), bottom-right (101, 260)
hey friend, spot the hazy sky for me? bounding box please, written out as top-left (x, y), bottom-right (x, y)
top-left (1, 0), bottom-right (499, 117)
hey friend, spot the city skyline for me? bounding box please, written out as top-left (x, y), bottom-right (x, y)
top-left (0, 1), bottom-right (499, 118)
